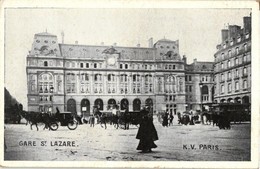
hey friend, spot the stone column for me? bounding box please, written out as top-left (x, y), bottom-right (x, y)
top-left (103, 73), bottom-right (107, 94)
top-left (116, 73), bottom-right (120, 94)
top-left (90, 72), bottom-right (94, 94)
top-left (129, 73), bottom-right (132, 94)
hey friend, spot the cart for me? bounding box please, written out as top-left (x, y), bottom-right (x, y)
top-left (49, 111), bottom-right (78, 131)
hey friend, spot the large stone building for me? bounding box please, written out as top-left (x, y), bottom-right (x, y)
top-left (26, 32), bottom-right (213, 116)
top-left (213, 15), bottom-right (251, 105)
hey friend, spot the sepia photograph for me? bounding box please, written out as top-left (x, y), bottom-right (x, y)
top-left (1, 0), bottom-right (259, 168)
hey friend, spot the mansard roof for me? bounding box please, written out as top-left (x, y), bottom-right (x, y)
top-left (186, 61), bottom-right (214, 72)
top-left (59, 44), bottom-right (156, 60)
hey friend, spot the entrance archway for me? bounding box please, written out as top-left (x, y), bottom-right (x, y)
top-left (120, 99), bottom-right (129, 110)
top-left (145, 98), bottom-right (153, 113)
top-left (220, 99), bottom-right (226, 103)
top-left (81, 99), bottom-right (90, 117)
top-left (94, 99), bottom-right (104, 110)
top-left (242, 96), bottom-right (250, 104)
top-left (67, 99), bottom-right (76, 114)
top-left (227, 98), bottom-right (234, 103)
top-left (234, 97), bottom-right (241, 103)
top-left (133, 98), bottom-right (141, 111)
top-left (108, 99), bottom-right (117, 110)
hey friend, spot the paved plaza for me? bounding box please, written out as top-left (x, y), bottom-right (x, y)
top-left (4, 117), bottom-right (250, 161)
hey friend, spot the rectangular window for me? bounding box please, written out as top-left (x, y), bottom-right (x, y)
top-left (235, 58), bottom-right (238, 65)
top-left (189, 86), bottom-right (192, 92)
top-left (228, 50), bottom-right (231, 57)
top-left (86, 63), bottom-right (89, 68)
top-left (236, 47), bottom-right (239, 55)
top-left (235, 69), bottom-right (239, 77)
top-left (235, 82), bottom-right (239, 91)
top-left (80, 63), bottom-right (83, 68)
top-left (221, 53), bottom-right (224, 60)
top-left (94, 63), bottom-right (97, 68)
top-left (244, 43), bottom-right (248, 51)
top-left (228, 72), bottom-right (231, 80)
top-left (243, 80), bottom-right (248, 89)
top-left (227, 60), bottom-right (231, 68)
top-left (57, 82), bottom-right (61, 91)
top-left (237, 37), bottom-right (241, 43)
top-left (245, 33), bottom-right (249, 39)
top-left (221, 74), bottom-right (224, 81)
top-left (243, 67), bottom-right (247, 75)
top-left (228, 83), bottom-right (232, 92)
top-left (221, 85), bottom-right (224, 93)
top-left (185, 75), bottom-right (187, 82)
top-left (173, 65), bottom-right (176, 69)
top-left (243, 55), bottom-right (247, 63)
top-left (169, 95), bottom-right (172, 101)
top-left (189, 76), bottom-right (192, 81)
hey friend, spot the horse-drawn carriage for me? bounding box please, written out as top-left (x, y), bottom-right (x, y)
top-left (209, 103), bottom-right (250, 129)
top-left (50, 111), bottom-right (78, 130)
top-left (21, 111), bottom-right (78, 131)
top-left (93, 107), bottom-right (143, 129)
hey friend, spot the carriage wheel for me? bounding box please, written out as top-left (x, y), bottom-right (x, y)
top-left (49, 122), bottom-right (59, 131)
top-left (67, 120), bottom-right (78, 130)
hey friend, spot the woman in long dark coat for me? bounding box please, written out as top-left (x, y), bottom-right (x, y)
top-left (136, 107), bottom-right (158, 153)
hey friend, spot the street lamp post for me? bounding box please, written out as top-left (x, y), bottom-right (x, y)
top-left (50, 86), bottom-right (54, 114)
top-left (199, 81), bottom-right (204, 124)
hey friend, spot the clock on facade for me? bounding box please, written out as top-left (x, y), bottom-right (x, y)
top-left (107, 55), bottom-right (117, 66)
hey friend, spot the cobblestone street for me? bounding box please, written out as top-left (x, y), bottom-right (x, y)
top-left (4, 117), bottom-right (250, 161)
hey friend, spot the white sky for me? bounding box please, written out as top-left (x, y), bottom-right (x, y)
top-left (4, 8), bottom-right (251, 110)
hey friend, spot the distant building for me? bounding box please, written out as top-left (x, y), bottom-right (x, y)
top-left (185, 59), bottom-right (214, 111)
top-left (213, 15), bottom-right (251, 105)
top-left (26, 32), bottom-right (212, 116)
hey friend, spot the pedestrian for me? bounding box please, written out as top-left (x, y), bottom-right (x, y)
top-left (89, 114), bottom-right (95, 127)
top-left (136, 106), bottom-right (158, 153)
top-left (162, 111), bottom-right (169, 127)
top-left (169, 112), bottom-right (174, 126)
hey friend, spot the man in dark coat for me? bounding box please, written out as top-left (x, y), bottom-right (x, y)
top-left (136, 107), bottom-right (158, 153)
top-left (162, 111), bottom-right (169, 127)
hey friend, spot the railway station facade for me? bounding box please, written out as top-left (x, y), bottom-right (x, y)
top-left (26, 32), bottom-right (214, 116)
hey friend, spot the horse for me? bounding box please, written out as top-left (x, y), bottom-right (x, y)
top-left (22, 111), bottom-right (52, 131)
top-left (94, 110), bottom-right (108, 129)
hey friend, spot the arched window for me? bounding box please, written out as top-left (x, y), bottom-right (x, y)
top-left (38, 73), bottom-right (53, 94)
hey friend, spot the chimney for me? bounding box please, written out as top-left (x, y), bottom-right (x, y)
top-left (101, 42), bottom-right (104, 46)
top-left (194, 58), bottom-right (197, 65)
top-left (113, 43), bottom-right (117, 46)
top-left (243, 16), bottom-right (251, 33)
top-left (137, 44), bottom-right (140, 47)
top-left (148, 38), bottom-right (153, 48)
top-left (182, 55), bottom-right (187, 64)
top-left (221, 29), bottom-right (229, 42)
top-left (228, 25), bottom-right (241, 39)
top-left (75, 41), bottom-right (78, 44)
top-left (61, 31), bottom-right (64, 44)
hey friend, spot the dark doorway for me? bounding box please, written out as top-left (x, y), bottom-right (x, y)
top-left (67, 99), bottom-right (77, 114)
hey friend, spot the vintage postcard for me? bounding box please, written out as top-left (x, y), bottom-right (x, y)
top-left (0, 0), bottom-right (259, 168)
